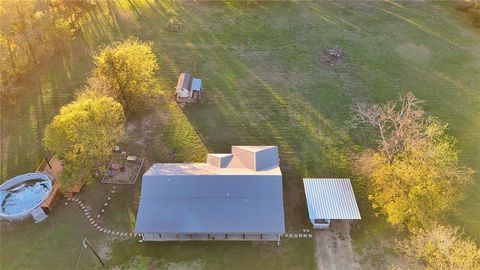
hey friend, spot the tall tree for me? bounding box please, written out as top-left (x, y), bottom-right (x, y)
top-left (44, 94), bottom-right (125, 189)
top-left (351, 93), bottom-right (425, 164)
top-left (92, 37), bottom-right (159, 114)
top-left (352, 93), bottom-right (474, 232)
top-left (0, 0), bottom-right (93, 84)
top-left (398, 225), bottom-right (480, 269)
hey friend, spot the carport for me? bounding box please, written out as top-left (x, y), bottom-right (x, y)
top-left (303, 178), bottom-right (361, 229)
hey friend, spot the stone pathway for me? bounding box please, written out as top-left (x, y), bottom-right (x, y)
top-left (96, 185), bottom-right (116, 219)
top-left (64, 196), bottom-right (138, 238)
top-left (282, 229), bottom-right (313, 239)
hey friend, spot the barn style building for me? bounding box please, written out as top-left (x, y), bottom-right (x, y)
top-left (135, 146), bottom-right (285, 242)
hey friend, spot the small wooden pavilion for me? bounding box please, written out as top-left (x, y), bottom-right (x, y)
top-left (174, 72), bottom-right (203, 103)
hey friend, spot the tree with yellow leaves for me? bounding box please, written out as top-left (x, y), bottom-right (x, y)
top-left (44, 93), bottom-right (125, 190)
top-left (92, 37), bottom-right (159, 114)
top-left (398, 225), bottom-right (480, 269)
top-left (352, 93), bottom-right (474, 232)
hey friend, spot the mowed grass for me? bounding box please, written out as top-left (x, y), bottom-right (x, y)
top-left (1, 1), bottom-right (479, 269)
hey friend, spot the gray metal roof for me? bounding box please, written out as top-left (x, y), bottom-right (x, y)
top-left (135, 174), bottom-right (285, 234)
top-left (303, 178), bottom-right (361, 220)
top-left (191, 78), bottom-right (202, 92)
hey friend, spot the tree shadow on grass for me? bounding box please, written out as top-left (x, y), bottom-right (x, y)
top-left (0, 49), bottom-right (92, 180)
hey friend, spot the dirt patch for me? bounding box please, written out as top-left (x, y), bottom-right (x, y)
top-left (395, 43), bottom-right (432, 64)
top-left (320, 46), bottom-right (345, 67)
top-left (314, 221), bottom-right (361, 270)
top-left (126, 111), bottom-right (171, 148)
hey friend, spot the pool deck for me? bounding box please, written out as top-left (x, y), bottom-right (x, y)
top-left (41, 157), bottom-right (63, 181)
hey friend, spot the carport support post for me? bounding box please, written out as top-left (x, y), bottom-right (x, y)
top-left (83, 238), bottom-right (105, 267)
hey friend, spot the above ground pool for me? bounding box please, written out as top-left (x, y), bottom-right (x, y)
top-left (0, 173), bottom-right (53, 221)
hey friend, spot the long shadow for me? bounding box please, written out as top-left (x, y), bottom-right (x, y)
top-left (0, 49), bottom-right (92, 181)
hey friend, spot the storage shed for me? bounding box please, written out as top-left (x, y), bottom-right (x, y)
top-left (303, 178), bottom-right (361, 229)
top-left (174, 72), bottom-right (203, 103)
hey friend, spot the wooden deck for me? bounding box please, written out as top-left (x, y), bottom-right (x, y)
top-left (36, 155), bottom-right (64, 212)
top-left (41, 181), bottom-right (60, 213)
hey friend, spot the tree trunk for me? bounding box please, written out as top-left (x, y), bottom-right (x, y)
top-left (6, 38), bottom-right (17, 76)
top-left (24, 36), bottom-right (38, 65)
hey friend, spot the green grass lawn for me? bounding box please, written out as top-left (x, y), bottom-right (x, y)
top-left (1, 1), bottom-right (479, 269)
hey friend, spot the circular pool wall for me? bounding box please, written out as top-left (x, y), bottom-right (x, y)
top-left (0, 173), bottom-right (53, 221)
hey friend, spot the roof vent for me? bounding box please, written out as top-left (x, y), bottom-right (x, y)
top-left (207, 154), bottom-right (233, 168)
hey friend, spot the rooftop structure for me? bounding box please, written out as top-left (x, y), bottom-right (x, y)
top-left (135, 146), bottom-right (285, 242)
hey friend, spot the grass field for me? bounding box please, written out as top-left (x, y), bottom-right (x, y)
top-left (1, 1), bottom-right (479, 269)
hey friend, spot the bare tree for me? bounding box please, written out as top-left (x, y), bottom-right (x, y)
top-left (351, 92), bottom-right (425, 163)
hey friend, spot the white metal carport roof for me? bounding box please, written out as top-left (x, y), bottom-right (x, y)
top-left (303, 178), bottom-right (361, 220)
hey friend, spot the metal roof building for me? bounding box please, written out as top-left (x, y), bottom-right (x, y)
top-left (303, 178), bottom-right (361, 229)
top-left (135, 146), bottom-right (285, 242)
